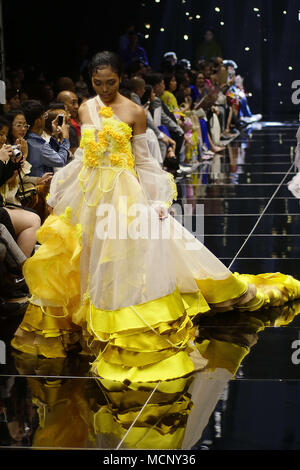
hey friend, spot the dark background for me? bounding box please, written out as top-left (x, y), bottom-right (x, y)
top-left (2, 0), bottom-right (300, 118)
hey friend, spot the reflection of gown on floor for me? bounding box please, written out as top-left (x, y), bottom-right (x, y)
top-left (12, 96), bottom-right (300, 383)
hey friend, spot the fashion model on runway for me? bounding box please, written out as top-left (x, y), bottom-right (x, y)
top-left (12, 51), bottom-right (300, 384)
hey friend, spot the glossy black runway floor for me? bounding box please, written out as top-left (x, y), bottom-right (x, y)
top-left (1, 121), bottom-right (300, 451)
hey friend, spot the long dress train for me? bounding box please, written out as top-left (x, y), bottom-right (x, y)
top-left (12, 96), bottom-right (300, 383)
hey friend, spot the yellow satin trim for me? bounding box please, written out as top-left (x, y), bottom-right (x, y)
top-left (92, 350), bottom-right (199, 383)
top-left (86, 287), bottom-right (187, 336)
top-left (98, 376), bottom-right (192, 394)
top-left (197, 338), bottom-right (249, 375)
top-left (195, 274), bottom-right (248, 304)
top-left (94, 409), bottom-right (186, 449)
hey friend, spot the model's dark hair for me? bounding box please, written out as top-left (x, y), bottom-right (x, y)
top-left (3, 108), bottom-right (26, 143)
top-left (88, 51), bottom-right (123, 78)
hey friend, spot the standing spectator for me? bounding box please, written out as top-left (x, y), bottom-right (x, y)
top-left (195, 28), bottom-right (222, 65)
top-left (22, 100), bottom-right (70, 177)
top-left (120, 31), bottom-right (149, 71)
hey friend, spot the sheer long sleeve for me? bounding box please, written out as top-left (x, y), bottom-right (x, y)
top-left (132, 133), bottom-right (177, 208)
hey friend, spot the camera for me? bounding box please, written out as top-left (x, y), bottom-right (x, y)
top-left (11, 145), bottom-right (21, 159)
top-left (57, 114), bottom-right (64, 127)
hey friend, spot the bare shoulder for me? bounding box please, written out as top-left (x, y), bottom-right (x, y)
top-left (120, 95), bottom-right (143, 116)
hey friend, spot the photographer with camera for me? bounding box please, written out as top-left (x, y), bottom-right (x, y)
top-left (0, 116), bottom-right (40, 283)
top-left (21, 100), bottom-right (70, 177)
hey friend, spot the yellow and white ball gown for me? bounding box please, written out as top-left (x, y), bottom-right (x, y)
top-left (11, 95), bottom-right (300, 383)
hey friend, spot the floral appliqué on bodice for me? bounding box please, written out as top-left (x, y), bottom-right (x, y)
top-left (80, 106), bottom-right (135, 171)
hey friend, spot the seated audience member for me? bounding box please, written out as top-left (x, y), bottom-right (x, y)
top-left (75, 75), bottom-right (90, 102)
top-left (190, 71), bottom-right (208, 104)
top-left (0, 222), bottom-right (29, 303)
top-left (3, 89), bottom-right (21, 113)
top-left (145, 73), bottom-right (184, 159)
top-left (161, 52), bottom-right (178, 74)
top-left (0, 144), bottom-right (40, 258)
top-left (22, 100), bottom-right (70, 177)
top-left (161, 73), bottom-right (180, 112)
top-left (3, 110), bottom-right (52, 217)
top-left (127, 59), bottom-right (149, 79)
top-left (56, 91), bottom-right (81, 153)
top-left (138, 82), bottom-right (176, 162)
top-left (56, 76), bottom-right (76, 94)
top-left (129, 78), bottom-right (163, 165)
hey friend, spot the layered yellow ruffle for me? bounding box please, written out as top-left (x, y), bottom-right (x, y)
top-left (12, 209), bottom-right (300, 382)
top-left (93, 394), bottom-right (193, 449)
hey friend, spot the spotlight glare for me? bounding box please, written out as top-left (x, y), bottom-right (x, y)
top-left (186, 12), bottom-right (189, 16)
top-left (278, 82), bottom-right (282, 86)
top-left (245, 47), bottom-right (250, 51)
top-left (145, 24), bottom-right (151, 29)
top-left (215, 7), bottom-right (221, 12)
top-left (145, 34), bottom-right (149, 39)
top-left (283, 10), bottom-right (287, 14)
top-left (155, 0), bottom-right (160, 3)
top-left (196, 14), bottom-right (201, 19)
top-left (160, 27), bottom-right (164, 32)
top-left (288, 66), bottom-right (293, 70)
top-left (184, 35), bottom-right (189, 40)
top-left (220, 21), bottom-right (224, 25)
top-left (253, 7), bottom-right (259, 12)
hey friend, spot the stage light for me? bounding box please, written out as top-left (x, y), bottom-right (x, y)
top-left (245, 47), bottom-right (250, 51)
top-left (160, 28), bottom-right (164, 32)
top-left (145, 35), bottom-right (149, 39)
top-left (145, 24), bottom-right (151, 29)
top-left (248, 92), bottom-right (253, 97)
top-left (278, 82), bottom-right (282, 86)
top-left (155, 0), bottom-right (160, 3)
top-left (196, 14), bottom-right (201, 19)
top-left (257, 14), bottom-right (260, 17)
top-left (264, 38), bottom-right (267, 42)
top-left (280, 101), bottom-right (283, 104)
top-left (186, 12), bottom-right (189, 16)
top-left (220, 21), bottom-right (224, 25)
top-left (253, 7), bottom-right (259, 12)
top-left (288, 66), bottom-right (293, 70)
top-left (184, 35), bottom-right (189, 40)
top-left (189, 16), bottom-right (193, 20)
top-left (283, 10), bottom-right (287, 14)
top-left (215, 7), bottom-right (220, 12)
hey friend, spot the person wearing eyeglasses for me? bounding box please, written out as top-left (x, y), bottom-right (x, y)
top-left (21, 100), bottom-right (70, 178)
top-left (3, 109), bottom-right (52, 207)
